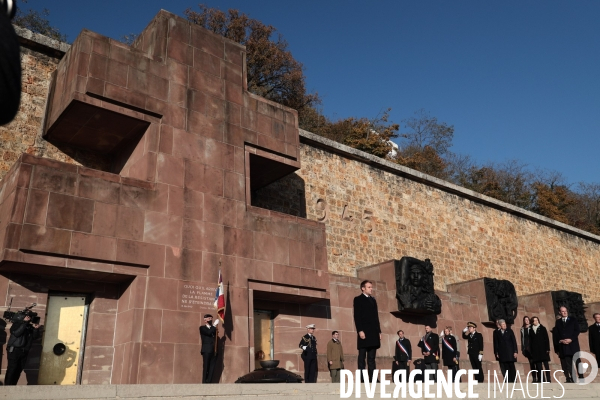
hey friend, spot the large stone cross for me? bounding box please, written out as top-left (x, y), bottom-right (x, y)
top-left (0, 10), bottom-right (327, 383)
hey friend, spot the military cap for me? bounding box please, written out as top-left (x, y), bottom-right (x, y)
top-left (467, 321), bottom-right (477, 328)
top-left (306, 324), bottom-right (316, 329)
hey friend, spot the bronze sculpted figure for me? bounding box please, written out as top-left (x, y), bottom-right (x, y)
top-left (483, 278), bottom-right (518, 324)
top-left (395, 257), bottom-right (442, 315)
top-left (552, 290), bottom-right (588, 333)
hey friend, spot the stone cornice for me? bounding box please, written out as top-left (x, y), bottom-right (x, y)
top-left (14, 25), bottom-right (70, 58)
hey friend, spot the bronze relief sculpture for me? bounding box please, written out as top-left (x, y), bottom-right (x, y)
top-left (395, 257), bottom-right (442, 315)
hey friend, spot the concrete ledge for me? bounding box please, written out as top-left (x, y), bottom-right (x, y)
top-left (300, 129), bottom-right (600, 245)
top-left (14, 25), bottom-right (70, 58)
top-left (2, 383), bottom-right (600, 400)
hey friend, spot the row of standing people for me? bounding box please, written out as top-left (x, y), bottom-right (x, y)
top-left (298, 280), bottom-right (600, 384)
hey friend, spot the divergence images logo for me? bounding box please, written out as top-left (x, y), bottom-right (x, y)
top-left (574, 351), bottom-right (598, 385)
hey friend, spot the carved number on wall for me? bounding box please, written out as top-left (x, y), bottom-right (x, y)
top-left (316, 200), bottom-right (375, 233)
top-left (363, 209), bottom-right (374, 232)
top-left (316, 198), bottom-right (328, 221)
top-left (342, 204), bottom-right (374, 233)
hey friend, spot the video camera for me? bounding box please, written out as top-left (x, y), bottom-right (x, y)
top-left (3, 300), bottom-right (40, 325)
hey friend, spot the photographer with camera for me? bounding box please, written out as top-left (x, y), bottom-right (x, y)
top-left (4, 307), bottom-right (40, 385)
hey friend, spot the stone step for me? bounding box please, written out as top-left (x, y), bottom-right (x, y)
top-left (1, 382), bottom-right (600, 400)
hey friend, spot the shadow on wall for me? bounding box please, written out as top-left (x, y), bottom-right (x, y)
top-left (394, 313), bottom-right (439, 329)
top-left (251, 173), bottom-right (307, 218)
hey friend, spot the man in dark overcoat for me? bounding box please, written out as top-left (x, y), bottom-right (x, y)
top-left (554, 306), bottom-right (582, 383)
top-left (199, 314), bottom-right (219, 383)
top-left (353, 280), bottom-right (382, 382)
top-left (463, 322), bottom-right (484, 382)
top-left (393, 330), bottom-right (412, 376)
top-left (418, 325), bottom-right (440, 382)
top-left (589, 313), bottom-right (600, 361)
top-left (493, 319), bottom-right (518, 382)
top-left (299, 323), bottom-right (318, 383)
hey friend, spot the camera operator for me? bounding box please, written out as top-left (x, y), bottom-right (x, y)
top-left (0, 0), bottom-right (21, 125)
top-left (4, 313), bottom-right (40, 385)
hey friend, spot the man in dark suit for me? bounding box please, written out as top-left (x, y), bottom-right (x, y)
top-left (353, 280), bottom-right (382, 382)
top-left (298, 323), bottom-right (318, 383)
top-left (493, 319), bottom-right (518, 382)
top-left (589, 313), bottom-right (600, 361)
top-left (554, 306), bottom-right (581, 383)
top-left (393, 330), bottom-right (412, 376)
top-left (418, 325), bottom-right (440, 382)
top-left (463, 322), bottom-right (484, 383)
top-left (199, 314), bottom-right (219, 383)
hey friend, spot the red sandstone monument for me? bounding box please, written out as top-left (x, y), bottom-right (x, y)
top-left (1, 10), bottom-right (599, 386)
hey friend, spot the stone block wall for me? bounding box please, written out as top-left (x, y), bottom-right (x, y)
top-left (0, 28), bottom-right (110, 181)
top-left (254, 137), bottom-right (600, 302)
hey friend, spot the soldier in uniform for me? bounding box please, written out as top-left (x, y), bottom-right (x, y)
top-left (199, 314), bottom-right (219, 384)
top-left (418, 325), bottom-right (440, 382)
top-left (393, 330), bottom-right (412, 376)
top-left (299, 323), bottom-right (318, 383)
top-left (463, 322), bottom-right (484, 382)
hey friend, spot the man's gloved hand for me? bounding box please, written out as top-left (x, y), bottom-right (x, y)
top-left (302, 346), bottom-right (307, 351)
top-left (463, 327), bottom-right (468, 333)
top-left (478, 354), bottom-right (483, 362)
top-left (214, 319), bottom-right (219, 327)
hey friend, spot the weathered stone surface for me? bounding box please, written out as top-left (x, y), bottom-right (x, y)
top-left (255, 136), bottom-right (600, 303)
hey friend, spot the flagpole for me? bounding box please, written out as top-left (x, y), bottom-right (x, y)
top-left (214, 325), bottom-right (219, 354)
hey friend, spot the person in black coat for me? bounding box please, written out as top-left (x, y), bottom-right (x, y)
top-left (392, 330), bottom-right (412, 376)
top-left (4, 314), bottom-right (40, 385)
top-left (493, 320), bottom-right (518, 382)
top-left (299, 324), bottom-right (318, 383)
top-left (0, 0), bottom-right (21, 126)
top-left (199, 314), bottom-right (219, 383)
top-left (440, 327), bottom-right (460, 382)
top-left (520, 316), bottom-right (535, 382)
top-left (353, 280), bottom-right (381, 382)
top-left (553, 306), bottom-right (582, 383)
top-left (418, 325), bottom-right (440, 382)
top-left (589, 313), bottom-right (600, 361)
top-left (529, 316), bottom-right (551, 383)
top-left (463, 322), bottom-right (484, 383)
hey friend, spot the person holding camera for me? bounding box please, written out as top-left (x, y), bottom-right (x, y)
top-left (4, 314), bottom-right (40, 385)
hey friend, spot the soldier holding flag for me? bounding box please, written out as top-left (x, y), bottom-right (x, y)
top-left (199, 270), bottom-right (225, 384)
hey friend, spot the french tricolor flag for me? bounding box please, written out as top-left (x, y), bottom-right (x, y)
top-left (214, 270), bottom-right (225, 323)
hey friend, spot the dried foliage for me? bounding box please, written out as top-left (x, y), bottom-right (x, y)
top-left (13, 1), bottom-right (66, 42)
top-left (314, 110), bottom-right (399, 159)
top-left (185, 5), bottom-right (319, 113)
top-left (184, 4), bottom-right (600, 234)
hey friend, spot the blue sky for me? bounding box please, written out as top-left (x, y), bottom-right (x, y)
top-left (21, 1), bottom-right (600, 185)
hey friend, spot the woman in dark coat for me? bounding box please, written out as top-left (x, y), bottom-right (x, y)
top-left (440, 327), bottom-right (460, 381)
top-left (520, 316), bottom-right (535, 382)
top-left (529, 316), bottom-right (551, 383)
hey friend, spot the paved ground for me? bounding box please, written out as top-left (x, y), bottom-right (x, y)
top-left (1, 382), bottom-right (599, 400)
